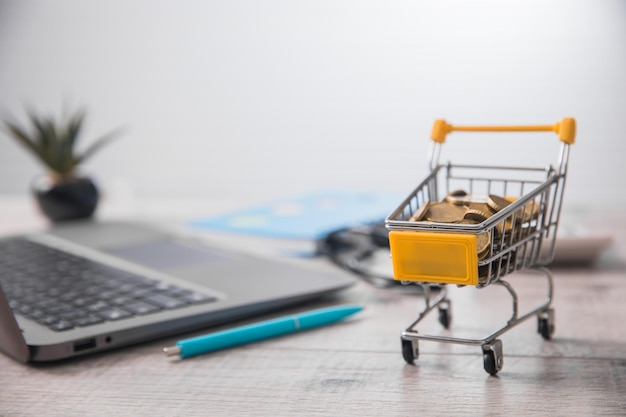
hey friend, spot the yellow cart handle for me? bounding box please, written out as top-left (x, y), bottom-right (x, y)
top-left (430, 118), bottom-right (576, 145)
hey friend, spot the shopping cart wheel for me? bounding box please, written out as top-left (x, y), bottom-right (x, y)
top-left (401, 338), bottom-right (419, 364)
top-left (482, 339), bottom-right (503, 375)
top-left (438, 299), bottom-right (452, 329)
top-left (537, 308), bottom-right (555, 340)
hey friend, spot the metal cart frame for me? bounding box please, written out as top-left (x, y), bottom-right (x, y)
top-left (385, 118), bottom-right (576, 375)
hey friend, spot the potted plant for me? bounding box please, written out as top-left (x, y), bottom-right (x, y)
top-left (2, 107), bottom-right (123, 222)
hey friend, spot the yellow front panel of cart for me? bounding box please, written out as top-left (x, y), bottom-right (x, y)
top-left (389, 230), bottom-right (479, 286)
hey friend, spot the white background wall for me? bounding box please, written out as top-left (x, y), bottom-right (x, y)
top-left (1, 0), bottom-right (624, 211)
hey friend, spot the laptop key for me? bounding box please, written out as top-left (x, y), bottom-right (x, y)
top-left (73, 315), bottom-right (105, 327)
top-left (45, 304), bottom-right (73, 315)
top-left (27, 309), bottom-right (47, 320)
top-left (98, 290), bottom-right (121, 300)
top-left (73, 297), bottom-right (97, 307)
top-left (86, 300), bottom-right (110, 312)
top-left (38, 315), bottom-right (61, 326)
top-left (124, 301), bottom-right (161, 315)
top-left (142, 294), bottom-right (187, 309)
top-left (110, 296), bottom-right (134, 306)
top-left (59, 310), bottom-right (89, 321)
top-left (117, 283), bottom-right (138, 293)
top-left (97, 307), bottom-right (133, 321)
top-left (179, 293), bottom-right (218, 304)
top-left (130, 288), bottom-right (153, 298)
top-left (48, 320), bottom-right (73, 331)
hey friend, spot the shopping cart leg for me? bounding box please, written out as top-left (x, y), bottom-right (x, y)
top-left (401, 337), bottom-right (419, 364)
top-left (438, 298), bottom-right (452, 329)
top-left (537, 308), bottom-right (555, 340)
top-left (482, 339), bottom-right (503, 375)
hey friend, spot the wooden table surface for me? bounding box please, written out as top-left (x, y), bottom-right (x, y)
top-left (1, 199), bottom-right (625, 417)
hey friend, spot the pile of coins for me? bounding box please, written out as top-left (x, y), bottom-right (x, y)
top-left (409, 190), bottom-right (540, 282)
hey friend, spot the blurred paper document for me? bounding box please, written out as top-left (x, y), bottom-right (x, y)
top-left (189, 190), bottom-right (403, 240)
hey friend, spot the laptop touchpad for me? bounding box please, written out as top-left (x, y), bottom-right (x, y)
top-left (106, 240), bottom-right (227, 270)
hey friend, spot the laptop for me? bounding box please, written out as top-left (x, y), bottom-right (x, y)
top-left (0, 220), bottom-right (355, 363)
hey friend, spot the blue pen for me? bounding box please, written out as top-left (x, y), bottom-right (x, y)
top-left (162, 304), bottom-right (363, 359)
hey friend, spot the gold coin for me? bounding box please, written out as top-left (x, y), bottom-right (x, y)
top-left (496, 218), bottom-right (515, 237)
top-left (477, 234), bottom-right (491, 260)
top-left (409, 201), bottom-right (431, 222)
top-left (500, 195), bottom-right (540, 223)
top-left (519, 199), bottom-right (541, 223)
top-left (488, 195), bottom-right (539, 237)
top-left (463, 208), bottom-right (491, 223)
top-left (468, 202), bottom-right (495, 214)
top-left (444, 189), bottom-right (471, 206)
top-left (487, 194), bottom-right (512, 213)
top-left (425, 202), bottom-right (467, 223)
top-left (458, 219), bottom-right (491, 259)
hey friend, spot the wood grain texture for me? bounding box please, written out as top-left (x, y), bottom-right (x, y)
top-left (1, 210), bottom-right (625, 416)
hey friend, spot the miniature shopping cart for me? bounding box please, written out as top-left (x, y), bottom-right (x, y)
top-left (385, 118), bottom-right (576, 375)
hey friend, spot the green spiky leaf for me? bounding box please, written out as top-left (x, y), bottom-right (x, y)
top-left (2, 107), bottom-right (123, 179)
top-left (75, 126), bottom-right (125, 166)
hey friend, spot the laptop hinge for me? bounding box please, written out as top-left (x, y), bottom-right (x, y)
top-left (0, 287), bottom-right (31, 363)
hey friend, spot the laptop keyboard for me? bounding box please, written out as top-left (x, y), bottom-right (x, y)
top-left (0, 238), bottom-right (217, 332)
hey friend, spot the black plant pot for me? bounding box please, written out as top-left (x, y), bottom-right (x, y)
top-left (32, 176), bottom-right (99, 222)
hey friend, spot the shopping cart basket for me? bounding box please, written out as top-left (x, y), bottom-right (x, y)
top-left (385, 118), bottom-right (576, 375)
